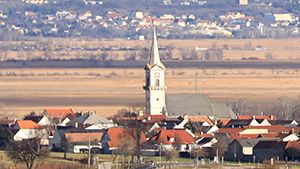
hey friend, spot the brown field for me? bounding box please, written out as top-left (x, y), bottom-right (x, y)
top-left (1, 38), bottom-right (300, 60)
top-left (1, 67), bottom-right (300, 118)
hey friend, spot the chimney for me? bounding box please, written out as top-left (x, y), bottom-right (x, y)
top-left (292, 128), bottom-right (295, 134)
top-left (253, 115), bottom-right (256, 119)
top-left (271, 115), bottom-right (274, 120)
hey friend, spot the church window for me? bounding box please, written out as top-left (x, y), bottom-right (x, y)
top-left (155, 79), bottom-right (160, 87)
top-left (154, 72), bottom-right (160, 78)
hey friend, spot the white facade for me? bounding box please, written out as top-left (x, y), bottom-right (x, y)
top-left (144, 29), bottom-right (167, 115)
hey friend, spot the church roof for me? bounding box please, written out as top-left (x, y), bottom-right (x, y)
top-left (166, 94), bottom-right (213, 116)
top-left (211, 102), bottom-right (236, 119)
top-left (166, 94), bottom-right (235, 119)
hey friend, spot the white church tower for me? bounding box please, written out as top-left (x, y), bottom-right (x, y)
top-left (143, 29), bottom-right (167, 115)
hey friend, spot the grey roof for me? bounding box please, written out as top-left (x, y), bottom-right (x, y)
top-left (237, 139), bottom-right (260, 147)
top-left (166, 94), bottom-right (213, 116)
top-left (83, 113), bottom-right (112, 125)
top-left (67, 113), bottom-right (89, 126)
top-left (236, 138), bottom-right (280, 148)
top-left (226, 119), bottom-right (253, 128)
top-left (166, 94), bottom-right (235, 119)
top-left (24, 115), bottom-right (43, 123)
top-left (211, 103), bottom-right (236, 119)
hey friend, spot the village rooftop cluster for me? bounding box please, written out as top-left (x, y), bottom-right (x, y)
top-left (0, 0), bottom-right (300, 39)
top-left (1, 108), bottom-right (300, 164)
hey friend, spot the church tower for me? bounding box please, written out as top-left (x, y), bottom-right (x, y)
top-left (144, 29), bottom-right (167, 115)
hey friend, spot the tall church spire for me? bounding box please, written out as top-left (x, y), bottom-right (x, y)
top-left (144, 28), bottom-right (167, 116)
top-left (149, 29), bottom-right (161, 65)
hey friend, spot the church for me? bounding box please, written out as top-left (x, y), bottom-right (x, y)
top-left (143, 30), bottom-right (235, 119)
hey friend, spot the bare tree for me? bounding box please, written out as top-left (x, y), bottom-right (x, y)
top-left (162, 149), bottom-right (178, 162)
top-left (6, 136), bottom-right (49, 169)
top-left (139, 47), bottom-right (149, 61)
top-left (61, 135), bottom-right (68, 159)
top-left (212, 134), bottom-right (230, 159)
top-left (278, 97), bottom-right (292, 120)
top-left (111, 106), bottom-right (149, 163)
top-left (203, 46), bottom-right (224, 60)
top-left (191, 147), bottom-right (208, 159)
top-left (231, 99), bottom-right (251, 116)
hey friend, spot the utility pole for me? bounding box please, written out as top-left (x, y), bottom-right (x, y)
top-left (88, 136), bottom-right (91, 168)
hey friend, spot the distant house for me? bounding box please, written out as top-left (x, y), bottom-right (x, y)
top-left (101, 127), bottom-right (147, 154)
top-left (0, 118), bottom-right (15, 149)
top-left (274, 14), bottom-right (295, 22)
top-left (83, 113), bottom-right (116, 130)
top-left (151, 129), bottom-right (195, 152)
top-left (270, 120), bottom-right (298, 126)
top-left (285, 141), bottom-right (300, 160)
top-left (253, 140), bottom-right (286, 162)
top-left (237, 115), bottom-right (276, 121)
top-left (188, 115), bottom-right (214, 126)
top-left (227, 138), bottom-right (260, 162)
top-left (22, 0), bottom-right (48, 4)
top-left (239, 0), bottom-right (248, 5)
top-left (196, 133), bottom-right (217, 148)
top-left (64, 132), bottom-right (103, 153)
top-left (83, 0), bottom-right (103, 5)
top-left (42, 108), bottom-right (75, 125)
top-left (49, 126), bottom-right (84, 151)
top-left (24, 115), bottom-right (51, 126)
top-left (227, 139), bottom-right (287, 162)
top-left (12, 120), bottom-right (48, 145)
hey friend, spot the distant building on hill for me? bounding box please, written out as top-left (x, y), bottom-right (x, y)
top-left (239, 0), bottom-right (248, 5)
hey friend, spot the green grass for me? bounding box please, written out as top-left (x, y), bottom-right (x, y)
top-left (2, 150), bottom-right (300, 169)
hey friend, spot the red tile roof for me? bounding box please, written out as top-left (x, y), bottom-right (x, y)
top-left (237, 134), bottom-right (260, 139)
top-left (107, 127), bottom-right (147, 148)
top-left (16, 120), bottom-right (39, 129)
top-left (237, 115), bottom-right (276, 120)
top-left (285, 141), bottom-right (300, 151)
top-left (142, 114), bottom-right (166, 123)
top-left (217, 128), bottom-right (245, 140)
top-left (65, 132), bottom-right (103, 143)
top-left (189, 116), bottom-right (214, 126)
top-left (43, 108), bottom-right (74, 119)
top-left (196, 133), bottom-right (214, 138)
top-left (218, 118), bottom-right (231, 126)
top-left (154, 129), bottom-right (195, 145)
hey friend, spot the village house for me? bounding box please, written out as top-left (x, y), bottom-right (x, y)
top-left (64, 132), bottom-right (103, 153)
top-left (101, 127), bottom-right (147, 154)
top-left (12, 120), bottom-right (49, 146)
top-left (42, 108), bottom-right (75, 126)
top-left (150, 129), bottom-right (196, 153)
